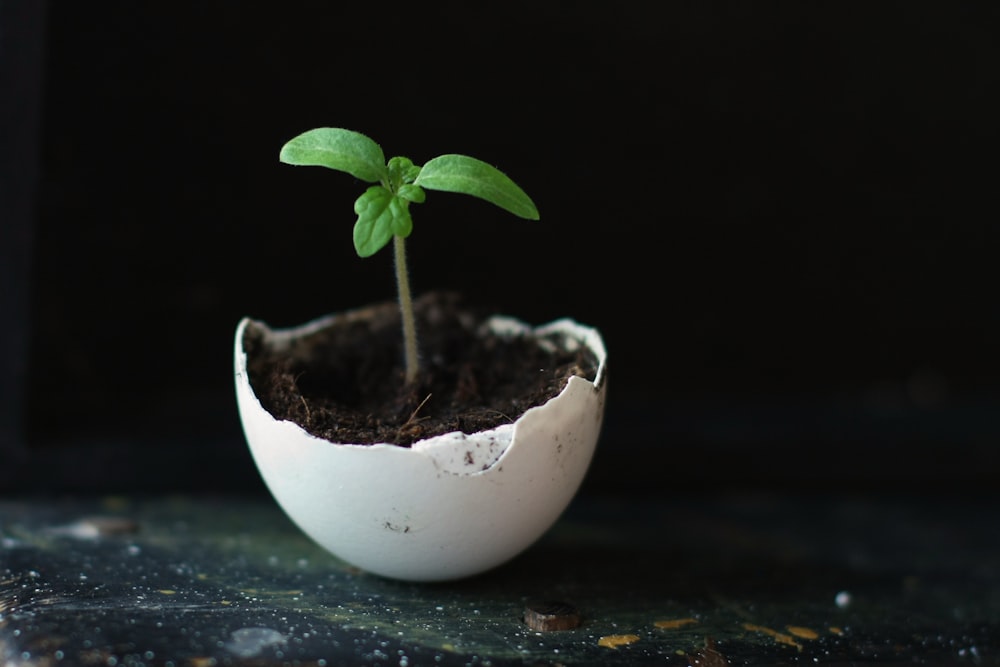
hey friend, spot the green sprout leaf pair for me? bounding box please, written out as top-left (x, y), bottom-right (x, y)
top-left (279, 128), bottom-right (539, 258)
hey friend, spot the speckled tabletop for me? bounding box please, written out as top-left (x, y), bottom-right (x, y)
top-left (2, 493), bottom-right (997, 666)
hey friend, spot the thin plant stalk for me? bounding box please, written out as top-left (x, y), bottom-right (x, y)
top-left (393, 235), bottom-right (419, 384)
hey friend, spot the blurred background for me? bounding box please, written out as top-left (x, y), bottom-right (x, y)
top-left (2, 2), bottom-right (998, 497)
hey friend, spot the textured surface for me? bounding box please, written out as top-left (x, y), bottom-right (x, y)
top-left (2, 493), bottom-right (998, 666)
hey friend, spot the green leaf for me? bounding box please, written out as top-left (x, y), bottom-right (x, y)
top-left (353, 186), bottom-right (414, 257)
top-left (387, 156), bottom-right (420, 189)
top-left (397, 183), bottom-right (426, 204)
top-left (414, 154), bottom-right (539, 220)
top-left (279, 128), bottom-right (387, 183)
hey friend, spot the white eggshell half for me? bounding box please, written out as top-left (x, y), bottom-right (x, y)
top-left (234, 310), bottom-right (607, 582)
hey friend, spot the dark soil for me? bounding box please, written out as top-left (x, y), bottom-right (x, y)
top-left (244, 291), bottom-right (600, 446)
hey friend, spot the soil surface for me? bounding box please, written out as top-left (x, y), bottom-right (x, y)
top-left (244, 291), bottom-right (600, 446)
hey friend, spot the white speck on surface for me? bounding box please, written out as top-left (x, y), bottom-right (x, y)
top-left (835, 591), bottom-right (851, 609)
top-left (224, 627), bottom-right (287, 657)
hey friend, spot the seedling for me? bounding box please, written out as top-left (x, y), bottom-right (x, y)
top-left (279, 127), bottom-right (539, 384)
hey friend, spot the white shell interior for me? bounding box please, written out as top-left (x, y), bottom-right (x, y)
top-left (234, 310), bottom-right (607, 582)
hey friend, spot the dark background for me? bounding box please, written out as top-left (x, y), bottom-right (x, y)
top-left (2, 2), bottom-right (998, 497)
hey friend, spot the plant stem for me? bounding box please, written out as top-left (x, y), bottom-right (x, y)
top-left (393, 235), bottom-right (419, 384)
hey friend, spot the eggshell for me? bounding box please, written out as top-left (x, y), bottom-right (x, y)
top-left (234, 309), bottom-right (607, 582)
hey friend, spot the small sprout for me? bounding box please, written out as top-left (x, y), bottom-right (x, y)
top-left (279, 127), bottom-right (539, 384)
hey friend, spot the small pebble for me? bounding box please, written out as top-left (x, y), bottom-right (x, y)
top-left (52, 516), bottom-right (140, 538)
top-left (523, 600), bottom-right (582, 631)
